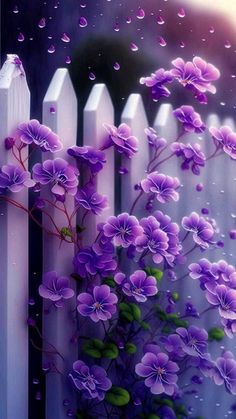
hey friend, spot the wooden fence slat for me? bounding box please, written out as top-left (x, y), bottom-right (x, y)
top-left (83, 83), bottom-right (114, 244)
top-left (121, 93), bottom-right (149, 216)
top-left (42, 69), bottom-right (78, 419)
top-left (0, 57), bottom-right (30, 419)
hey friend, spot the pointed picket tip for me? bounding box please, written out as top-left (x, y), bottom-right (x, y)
top-left (84, 83), bottom-right (113, 113)
top-left (121, 93), bottom-right (148, 129)
top-left (153, 103), bottom-right (177, 140)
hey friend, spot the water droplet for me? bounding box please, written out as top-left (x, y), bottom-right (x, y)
top-left (89, 72), bottom-right (96, 80)
top-left (209, 26), bottom-right (215, 33)
top-left (47, 45), bottom-right (55, 54)
top-left (50, 107), bottom-right (56, 114)
top-left (231, 213), bottom-right (236, 219)
top-left (17, 32), bottom-right (25, 42)
top-left (178, 8), bottom-right (186, 18)
top-left (35, 391), bottom-right (41, 401)
top-left (225, 41), bottom-right (231, 49)
top-left (79, 16), bottom-right (88, 27)
top-left (157, 15), bottom-right (165, 24)
top-left (80, 3), bottom-right (87, 7)
top-left (159, 36), bottom-right (167, 47)
top-left (113, 62), bottom-right (120, 71)
top-left (13, 5), bottom-right (19, 13)
top-left (113, 22), bottom-right (120, 32)
top-left (61, 33), bottom-right (70, 43)
top-left (130, 42), bottom-right (139, 51)
top-left (65, 56), bottom-right (71, 64)
top-left (180, 41), bottom-right (185, 48)
top-left (33, 378), bottom-right (39, 385)
top-left (136, 8), bottom-right (145, 19)
top-left (28, 298), bottom-right (35, 306)
top-left (38, 18), bottom-right (46, 28)
top-left (126, 16), bottom-right (132, 24)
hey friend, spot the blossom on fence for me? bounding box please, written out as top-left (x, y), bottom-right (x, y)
top-left (171, 142), bottom-right (206, 175)
top-left (140, 68), bottom-right (173, 101)
top-left (77, 284), bottom-right (118, 322)
top-left (154, 210), bottom-right (182, 264)
top-left (182, 212), bottom-right (215, 249)
top-left (144, 127), bottom-right (167, 150)
top-left (135, 216), bottom-right (169, 264)
top-left (205, 283), bottom-right (236, 320)
top-left (103, 213), bottom-right (143, 248)
top-left (114, 270), bottom-right (158, 302)
top-left (76, 186), bottom-right (108, 215)
top-left (103, 123), bottom-right (138, 158)
top-left (176, 326), bottom-right (208, 357)
top-left (0, 164), bottom-right (35, 192)
top-left (209, 126), bottom-right (236, 159)
top-left (135, 351), bottom-right (179, 395)
top-left (69, 360), bottom-right (112, 400)
top-left (173, 105), bottom-right (206, 133)
top-left (32, 158), bottom-right (79, 196)
top-left (73, 244), bottom-right (117, 278)
top-left (67, 145), bottom-right (106, 173)
top-left (141, 172), bottom-right (180, 203)
top-left (212, 351), bottom-right (236, 394)
top-left (17, 119), bottom-right (63, 152)
top-left (38, 271), bottom-right (74, 307)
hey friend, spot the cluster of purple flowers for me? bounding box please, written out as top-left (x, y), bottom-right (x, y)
top-left (0, 164), bottom-right (35, 192)
top-left (103, 123), bottom-right (138, 158)
top-left (140, 56), bottom-right (220, 103)
top-left (173, 105), bottom-right (206, 133)
top-left (17, 119), bottom-right (63, 152)
top-left (114, 270), bottom-right (158, 302)
top-left (182, 212), bottom-right (215, 249)
top-left (171, 142), bottom-right (206, 175)
top-left (141, 172), bottom-right (180, 203)
top-left (209, 126), bottom-right (236, 160)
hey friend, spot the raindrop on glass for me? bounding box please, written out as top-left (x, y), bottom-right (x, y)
top-left (113, 62), bottom-right (120, 71)
top-left (157, 16), bottom-right (165, 24)
top-left (225, 41), bottom-right (231, 49)
top-left (130, 42), bottom-right (139, 51)
top-left (33, 378), bottom-right (39, 385)
top-left (65, 56), bottom-right (71, 64)
top-left (13, 5), bottom-right (19, 13)
top-left (17, 32), bottom-right (25, 42)
top-left (113, 23), bottom-right (120, 32)
top-left (136, 8), bottom-right (145, 19)
top-left (126, 16), bottom-right (132, 24)
top-left (89, 72), bottom-right (96, 80)
top-left (38, 18), bottom-right (46, 28)
top-left (79, 17), bottom-right (88, 27)
top-left (61, 33), bottom-right (70, 43)
top-left (178, 8), bottom-right (186, 18)
top-left (180, 41), bottom-right (185, 48)
top-left (47, 45), bottom-right (55, 54)
top-left (159, 36), bottom-right (167, 47)
top-left (209, 26), bottom-right (215, 33)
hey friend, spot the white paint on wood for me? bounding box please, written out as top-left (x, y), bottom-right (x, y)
top-left (0, 57), bottom-right (30, 419)
top-left (42, 69), bottom-right (78, 419)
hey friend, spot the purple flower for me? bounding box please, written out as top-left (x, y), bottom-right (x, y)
top-left (160, 334), bottom-right (185, 359)
top-left (103, 213), bottom-right (143, 248)
top-left (144, 127), bottom-right (167, 150)
top-left (32, 158), bottom-right (79, 196)
top-left (171, 57), bottom-right (220, 100)
top-left (176, 326), bottom-right (208, 357)
top-left (75, 186), bottom-right (108, 215)
top-left (141, 172), bottom-right (180, 203)
top-left (103, 123), bottom-right (138, 158)
top-left (73, 244), bottom-right (117, 278)
top-left (140, 68), bottom-right (173, 101)
top-left (77, 285), bottom-right (117, 322)
top-left (189, 258), bottom-right (216, 289)
top-left (69, 360), bottom-right (112, 400)
top-left (16, 119), bottom-right (63, 152)
top-left (221, 318), bottom-right (236, 339)
top-left (153, 210), bottom-right (182, 264)
top-left (135, 352), bottom-right (179, 395)
top-left (38, 271), bottom-right (74, 307)
top-left (114, 270), bottom-right (158, 302)
top-left (205, 283), bottom-right (236, 320)
top-left (173, 105), bottom-right (206, 133)
top-left (0, 164), bottom-right (35, 192)
top-left (171, 142), bottom-right (206, 175)
top-left (213, 351), bottom-right (236, 395)
top-left (209, 126), bottom-right (236, 160)
top-left (67, 146), bottom-right (106, 173)
top-left (182, 212), bottom-right (214, 249)
top-left (135, 216), bottom-right (169, 264)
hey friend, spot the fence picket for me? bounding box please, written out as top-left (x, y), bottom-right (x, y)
top-left (0, 57), bottom-right (30, 419)
top-left (42, 69), bottom-right (78, 419)
top-left (83, 83), bottom-right (114, 244)
top-left (121, 94), bottom-right (149, 216)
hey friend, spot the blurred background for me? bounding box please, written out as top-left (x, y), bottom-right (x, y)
top-left (1, 1), bottom-right (236, 418)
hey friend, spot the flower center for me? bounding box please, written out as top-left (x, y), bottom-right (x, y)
top-left (94, 302), bottom-right (101, 310)
top-left (156, 367), bottom-right (165, 376)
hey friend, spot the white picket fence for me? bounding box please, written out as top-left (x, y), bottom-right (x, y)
top-left (0, 57), bottom-right (235, 419)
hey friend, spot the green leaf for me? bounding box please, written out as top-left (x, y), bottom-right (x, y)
top-left (105, 386), bottom-right (130, 406)
top-left (172, 318), bottom-right (188, 328)
top-left (102, 343), bottom-right (119, 359)
top-left (129, 303), bottom-right (141, 321)
top-left (171, 292), bottom-right (179, 302)
top-left (125, 342), bottom-right (137, 354)
top-left (120, 311), bottom-right (134, 322)
top-left (147, 415), bottom-right (160, 419)
top-left (154, 397), bottom-right (174, 408)
top-left (145, 267), bottom-right (163, 282)
top-left (155, 305), bottom-right (168, 321)
top-left (83, 339), bottom-right (105, 358)
top-left (208, 327), bottom-right (225, 342)
top-left (175, 404), bottom-right (188, 416)
top-left (119, 302), bottom-right (131, 312)
top-left (140, 321), bottom-right (151, 331)
top-left (103, 277), bottom-right (116, 288)
top-left (60, 227), bottom-right (73, 238)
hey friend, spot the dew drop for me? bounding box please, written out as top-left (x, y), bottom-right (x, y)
top-left (113, 22), bottom-right (120, 32)
top-left (156, 15), bottom-right (165, 24)
top-left (126, 16), bottom-right (132, 24)
top-left (79, 16), bottom-right (88, 27)
top-left (159, 36), bottom-right (167, 47)
top-left (178, 8), bottom-right (186, 18)
top-left (225, 41), bottom-right (231, 49)
top-left (17, 32), bottom-right (25, 42)
top-left (35, 391), bottom-right (41, 401)
top-left (113, 62), bottom-right (120, 71)
top-left (61, 33), bottom-right (70, 43)
top-left (38, 18), bottom-right (46, 28)
top-left (89, 72), bottom-right (96, 80)
top-left (209, 26), bottom-right (215, 33)
top-left (33, 378), bottom-right (39, 385)
top-left (80, 3), bottom-right (87, 7)
top-left (136, 7), bottom-right (145, 19)
top-left (65, 56), bottom-right (71, 64)
top-left (50, 107), bottom-right (56, 114)
top-left (47, 45), bottom-right (55, 54)
top-left (180, 41), bottom-right (185, 48)
top-left (130, 42), bottom-right (139, 51)
top-left (13, 5), bottom-right (19, 13)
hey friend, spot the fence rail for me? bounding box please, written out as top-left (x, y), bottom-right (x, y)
top-left (0, 56), bottom-right (235, 419)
